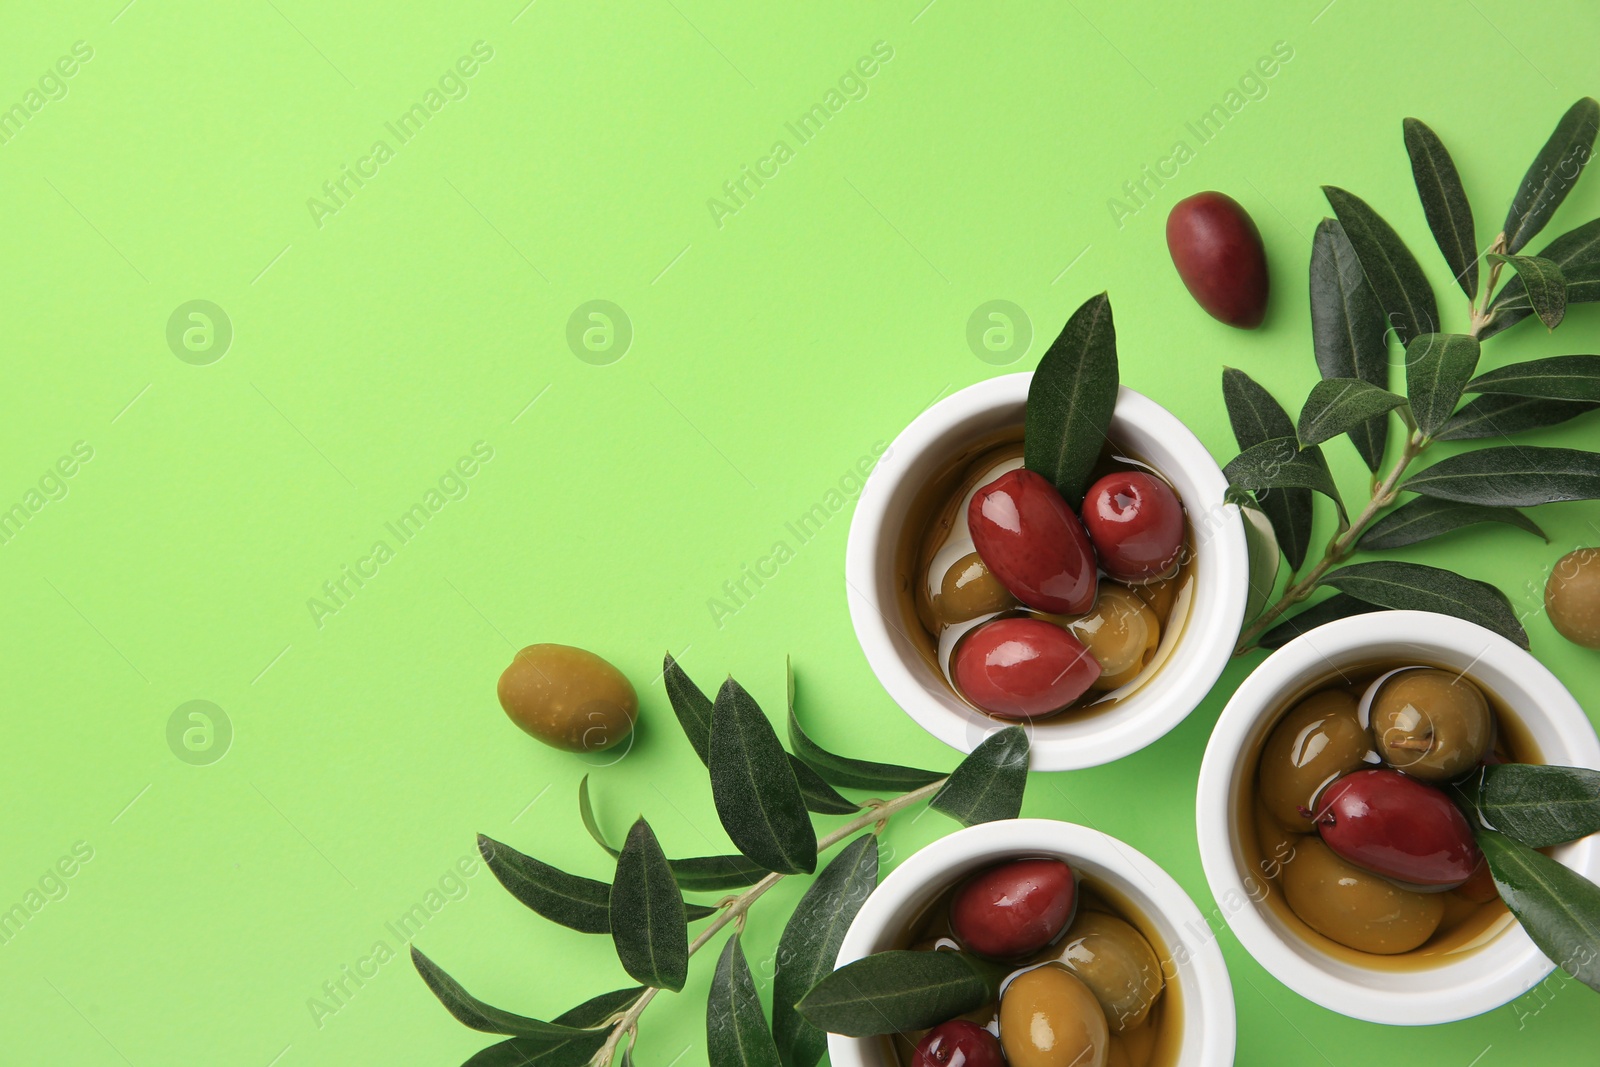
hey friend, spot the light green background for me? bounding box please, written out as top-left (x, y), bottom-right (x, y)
top-left (2, 0), bottom-right (1597, 1063)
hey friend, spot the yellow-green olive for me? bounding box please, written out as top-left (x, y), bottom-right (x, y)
top-left (1056, 912), bottom-right (1164, 1033)
top-left (1281, 838), bottom-right (1443, 954)
top-left (1253, 802), bottom-right (1300, 882)
top-left (1370, 669), bottom-right (1491, 781)
top-left (1107, 1019), bottom-right (1156, 1067)
top-left (1258, 690), bottom-right (1371, 832)
top-left (497, 644), bottom-right (637, 752)
top-left (1047, 586), bottom-right (1160, 691)
top-left (1131, 574), bottom-right (1179, 621)
top-left (999, 964), bottom-right (1109, 1067)
top-left (1546, 548), bottom-right (1600, 649)
top-left (934, 551), bottom-right (1017, 624)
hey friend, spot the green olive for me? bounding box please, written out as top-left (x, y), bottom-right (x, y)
top-left (1131, 573), bottom-right (1179, 621)
top-left (1044, 586), bottom-right (1159, 691)
top-left (999, 964), bottom-right (1109, 1067)
top-left (1258, 690), bottom-right (1370, 832)
top-left (934, 551), bottom-right (1017, 624)
top-left (1546, 548), bottom-right (1600, 649)
top-left (497, 644), bottom-right (637, 752)
top-left (1281, 838), bottom-right (1443, 954)
top-left (1370, 669), bottom-right (1491, 781)
top-left (1056, 912), bottom-right (1164, 1033)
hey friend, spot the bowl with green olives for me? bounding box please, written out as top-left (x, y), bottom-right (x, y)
top-left (1195, 610), bottom-right (1600, 1024)
top-left (824, 819), bottom-right (1236, 1067)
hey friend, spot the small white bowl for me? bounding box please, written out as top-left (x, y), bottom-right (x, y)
top-left (845, 374), bottom-right (1248, 771)
top-left (1196, 610), bottom-right (1600, 1025)
top-left (826, 819), bottom-right (1237, 1067)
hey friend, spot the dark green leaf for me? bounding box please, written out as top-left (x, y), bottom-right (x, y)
top-left (576, 779), bottom-right (741, 907)
top-left (579, 775), bottom-right (621, 858)
top-left (1317, 561), bottom-right (1527, 648)
top-left (413, 947), bottom-right (589, 1038)
top-left (462, 1031), bottom-right (610, 1067)
top-left (664, 652), bottom-right (713, 761)
top-left (708, 935), bottom-right (782, 1067)
top-left (1356, 497), bottom-right (1545, 550)
top-left (552, 986), bottom-right (646, 1028)
top-left (1437, 393), bottom-right (1600, 440)
top-left (930, 726), bottom-right (1029, 826)
top-left (1484, 217), bottom-right (1600, 337)
top-left (1224, 438), bottom-right (1348, 525)
top-left (786, 661), bottom-right (942, 792)
top-left (1478, 829), bottom-right (1600, 993)
top-left (610, 818), bottom-right (689, 991)
top-left (477, 834), bottom-right (611, 935)
top-left (1487, 254), bottom-right (1567, 329)
top-left (1296, 378), bottom-right (1406, 448)
top-left (710, 680), bottom-right (817, 875)
top-left (1502, 97), bottom-right (1600, 253)
top-left (1025, 292), bottom-right (1119, 506)
top-left (1480, 765), bottom-right (1600, 849)
top-left (1310, 219), bottom-right (1393, 471)
top-left (1258, 594), bottom-right (1381, 650)
top-left (1468, 354), bottom-right (1600, 402)
top-left (1404, 118), bottom-right (1479, 298)
top-left (796, 951), bottom-right (991, 1037)
top-left (1403, 446), bottom-right (1600, 506)
top-left (773, 836), bottom-right (880, 1067)
top-left (1323, 185), bottom-right (1439, 344)
top-left (790, 755), bottom-right (861, 815)
top-left (1222, 368), bottom-right (1313, 567)
top-left (1404, 333), bottom-right (1480, 439)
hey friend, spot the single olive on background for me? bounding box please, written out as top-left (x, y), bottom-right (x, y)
top-left (1055, 585), bottom-right (1160, 691)
top-left (933, 550), bottom-right (1018, 625)
top-left (912, 1019), bottom-right (1004, 1067)
top-left (1368, 669), bottom-right (1492, 780)
top-left (950, 858), bottom-right (1078, 960)
top-left (1281, 837), bottom-right (1444, 954)
top-left (1056, 911), bottom-right (1165, 1033)
top-left (1312, 768), bottom-right (1481, 889)
top-left (497, 644), bottom-right (637, 752)
top-left (998, 963), bottom-right (1109, 1067)
top-left (1546, 547), bottom-right (1600, 649)
top-left (1165, 191), bottom-right (1270, 328)
top-left (1079, 472), bottom-right (1185, 583)
top-left (952, 617), bottom-right (1102, 719)
top-left (1257, 689), bottom-right (1371, 833)
top-left (968, 468), bottom-right (1099, 615)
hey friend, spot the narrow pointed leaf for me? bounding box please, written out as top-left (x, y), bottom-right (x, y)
top-left (1487, 254), bottom-right (1567, 329)
top-left (1025, 292), bottom-right (1119, 505)
top-left (1437, 393), bottom-right (1600, 440)
top-left (1296, 378), bottom-right (1406, 447)
top-left (707, 935), bottom-right (782, 1067)
top-left (1477, 829), bottom-right (1600, 993)
top-left (786, 661), bottom-right (942, 791)
top-left (664, 652), bottom-right (713, 761)
top-left (931, 726), bottom-right (1029, 826)
top-left (1317, 561), bottom-right (1527, 648)
top-left (1484, 217), bottom-right (1600, 337)
top-left (1404, 118), bottom-right (1479, 297)
top-left (790, 755), bottom-right (861, 814)
top-left (477, 834), bottom-right (611, 934)
top-left (1222, 368), bottom-right (1313, 567)
top-left (797, 951), bottom-right (991, 1037)
top-left (1403, 446), bottom-right (1600, 506)
top-left (1224, 437), bottom-right (1347, 525)
top-left (1467, 354), bottom-right (1600, 402)
top-left (610, 818), bottom-right (689, 991)
top-left (1502, 97), bottom-right (1600, 253)
top-left (1310, 219), bottom-right (1393, 470)
top-left (1356, 497), bottom-right (1545, 550)
top-left (413, 947), bottom-right (591, 1038)
top-left (1323, 185), bottom-right (1439, 344)
top-left (462, 1030), bottom-right (610, 1067)
top-left (1478, 765), bottom-right (1600, 849)
top-left (579, 776), bottom-right (620, 858)
top-left (1404, 333), bottom-right (1480, 438)
top-left (710, 680), bottom-right (817, 874)
top-left (552, 986), bottom-right (647, 1028)
top-left (1258, 594), bottom-right (1382, 650)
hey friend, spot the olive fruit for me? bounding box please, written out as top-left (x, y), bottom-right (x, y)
top-left (1080, 473), bottom-right (1185, 583)
top-left (1455, 860), bottom-right (1500, 905)
top-left (1258, 690), bottom-right (1370, 833)
top-left (913, 1020), bottom-right (1004, 1067)
top-left (1369, 669), bottom-right (1492, 780)
top-left (1056, 912), bottom-right (1164, 1033)
top-left (1281, 838), bottom-right (1444, 954)
top-left (968, 469), bottom-right (1098, 615)
top-left (497, 644), bottom-right (637, 752)
top-left (1312, 769), bottom-right (1481, 889)
top-left (1546, 548), bottom-right (1600, 649)
top-left (951, 858), bottom-right (1077, 960)
top-left (952, 618), bottom-right (1102, 719)
top-left (934, 551), bottom-right (1018, 625)
top-left (1056, 586), bottom-right (1160, 691)
top-left (1165, 191), bottom-right (1269, 328)
top-left (998, 963), bottom-right (1109, 1067)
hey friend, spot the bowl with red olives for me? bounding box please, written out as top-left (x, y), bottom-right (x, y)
top-left (823, 819), bottom-right (1236, 1067)
top-left (1195, 610), bottom-right (1600, 1024)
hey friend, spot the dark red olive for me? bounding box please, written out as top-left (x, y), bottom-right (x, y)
top-left (913, 1020), bottom-right (1004, 1067)
top-left (1166, 191), bottom-right (1269, 328)
top-left (968, 469), bottom-right (1098, 614)
top-left (950, 858), bottom-right (1077, 960)
top-left (951, 617), bottom-right (1101, 719)
top-left (1080, 472), bottom-right (1185, 582)
top-left (1312, 769), bottom-right (1482, 890)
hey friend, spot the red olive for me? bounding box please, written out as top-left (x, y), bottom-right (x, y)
top-left (1080, 472), bottom-right (1185, 582)
top-left (1312, 769), bottom-right (1482, 890)
top-left (952, 617), bottom-right (1101, 719)
top-left (968, 469), bottom-right (1098, 614)
top-left (913, 1020), bottom-right (1004, 1067)
top-left (1166, 191), bottom-right (1269, 328)
top-left (950, 858), bottom-right (1077, 960)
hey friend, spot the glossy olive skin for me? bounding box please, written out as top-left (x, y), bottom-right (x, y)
top-left (951, 858), bottom-right (1078, 960)
top-left (1057, 586), bottom-right (1159, 691)
top-left (913, 1020), bottom-right (1004, 1067)
top-left (1456, 860), bottom-right (1500, 905)
top-left (1313, 769), bottom-right (1482, 889)
top-left (952, 618), bottom-right (1102, 719)
top-left (1080, 473), bottom-right (1185, 583)
top-left (998, 964), bottom-right (1109, 1067)
top-left (1056, 912), bottom-right (1164, 1033)
top-left (497, 644), bottom-right (637, 752)
top-left (1282, 837), bottom-right (1444, 954)
top-left (968, 469), bottom-right (1099, 615)
top-left (1258, 690), bottom-right (1371, 832)
top-left (1547, 547), bottom-right (1600, 649)
top-left (1370, 669), bottom-right (1492, 781)
top-left (1165, 191), bottom-right (1269, 328)
top-left (933, 551), bottom-right (1018, 625)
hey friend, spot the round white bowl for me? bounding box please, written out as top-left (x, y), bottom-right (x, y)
top-left (845, 374), bottom-right (1248, 771)
top-left (1196, 610), bottom-right (1600, 1025)
top-left (827, 819), bottom-right (1237, 1067)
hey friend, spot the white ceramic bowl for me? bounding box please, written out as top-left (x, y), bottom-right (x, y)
top-left (845, 374), bottom-right (1248, 771)
top-left (1196, 610), bottom-right (1600, 1025)
top-left (827, 819), bottom-right (1237, 1067)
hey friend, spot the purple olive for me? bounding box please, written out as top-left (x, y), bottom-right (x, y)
top-left (1312, 769), bottom-right (1481, 890)
top-left (1166, 191), bottom-right (1269, 328)
top-left (913, 1020), bottom-right (1004, 1067)
top-left (950, 857), bottom-right (1077, 960)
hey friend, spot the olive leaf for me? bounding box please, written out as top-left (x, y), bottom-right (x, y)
top-left (1356, 497), bottom-right (1545, 551)
top-left (710, 679), bottom-right (817, 875)
top-left (610, 818), bottom-right (690, 991)
top-left (1436, 394), bottom-right (1600, 441)
top-left (1258, 594), bottom-right (1381, 651)
top-left (461, 1030), bottom-right (611, 1067)
top-left (786, 660), bottom-right (942, 792)
top-left (1323, 185), bottom-right (1439, 344)
top-left (1478, 765), bottom-right (1600, 849)
top-left (1487, 253), bottom-right (1567, 329)
top-left (773, 836), bottom-right (880, 1067)
top-left (413, 947), bottom-right (602, 1038)
top-left (576, 779), bottom-right (750, 899)
top-left (1316, 560), bottom-right (1527, 648)
top-left (553, 986), bottom-right (647, 1028)
top-left (1310, 219), bottom-right (1393, 471)
top-left (1484, 217), bottom-right (1600, 337)
top-left (707, 935), bottom-right (782, 1067)
top-left (1467, 354), bottom-right (1600, 402)
top-left (1025, 292), bottom-right (1119, 506)
top-left (476, 834), bottom-right (611, 934)
top-left (1502, 97), bottom-right (1600, 254)
top-left (796, 951), bottom-right (993, 1037)
top-left (1478, 829), bottom-right (1600, 994)
top-left (1224, 437), bottom-right (1348, 526)
top-left (1404, 333), bottom-right (1480, 439)
top-left (930, 725), bottom-right (1029, 826)
top-left (1402, 446), bottom-right (1600, 506)
top-left (1296, 378), bottom-right (1407, 448)
top-left (1222, 368), bottom-right (1313, 568)
top-left (1404, 118), bottom-right (1479, 298)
